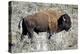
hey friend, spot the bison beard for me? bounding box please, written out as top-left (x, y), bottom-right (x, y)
top-left (18, 9), bottom-right (71, 41)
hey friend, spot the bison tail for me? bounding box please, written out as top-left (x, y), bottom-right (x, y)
top-left (18, 18), bottom-right (23, 29)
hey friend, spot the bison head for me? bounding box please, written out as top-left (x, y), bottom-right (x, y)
top-left (58, 14), bottom-right (71, 31)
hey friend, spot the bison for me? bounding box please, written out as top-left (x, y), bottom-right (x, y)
top-left (18, 9), bottom-right (71, 41)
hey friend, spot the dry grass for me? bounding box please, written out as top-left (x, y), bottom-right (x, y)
top-left (9, 1), bottom-right (78, 53)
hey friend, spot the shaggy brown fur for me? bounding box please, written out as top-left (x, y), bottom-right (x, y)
top-left (40, 9), bottom-right (64, 32)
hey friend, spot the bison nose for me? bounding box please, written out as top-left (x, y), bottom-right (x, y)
top-left (65, 27), bottom-right (71, 31)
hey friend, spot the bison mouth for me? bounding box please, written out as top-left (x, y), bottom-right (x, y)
top-left (58, 22), bottom-right (71, 32)
top-left (64, 27), bottom-right (70, 31)
top-left (64, 24), bottom-right (71, 31)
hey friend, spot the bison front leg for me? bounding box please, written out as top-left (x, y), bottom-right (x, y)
top-left (48, 31), bottom-right (53, 39)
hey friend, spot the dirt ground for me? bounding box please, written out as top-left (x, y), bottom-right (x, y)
top-left (9, 1), bottom-right (78, 53)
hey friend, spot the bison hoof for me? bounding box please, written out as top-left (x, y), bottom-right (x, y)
top-left (48, 36), bottom-right (51, 39)
top-left (48, 35), bottom-right (52, 39)
top-left (20, 36), bottom-right (24, 41)
top-left (28, 36), bottom-right (33, 39)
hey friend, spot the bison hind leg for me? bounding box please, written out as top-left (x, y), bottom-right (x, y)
top-left (28, 32), bottom-right (33, 39)
top-left (27, 31), bottom-right (34, 43)
top-left (27, 29), bottom-right (34, 39)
